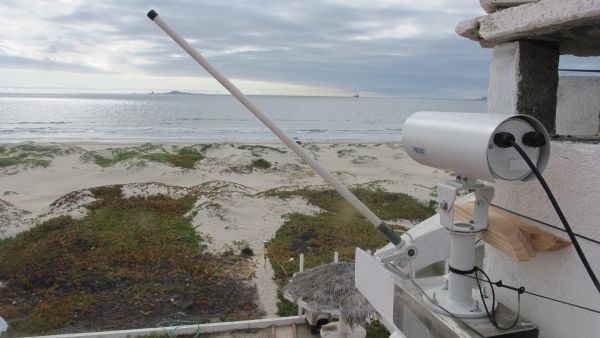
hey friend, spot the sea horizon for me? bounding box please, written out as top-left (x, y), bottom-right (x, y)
top-left (0, 93), bottom-right (487, 143)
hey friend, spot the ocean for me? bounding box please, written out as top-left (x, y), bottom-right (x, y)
top-left (0, 93), bottom-right (486, 143)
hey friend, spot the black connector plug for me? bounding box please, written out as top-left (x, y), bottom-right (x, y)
top-left (493, 132), bottom-right (515, 148)
top-left (522, 131), bottom-right (546, 148)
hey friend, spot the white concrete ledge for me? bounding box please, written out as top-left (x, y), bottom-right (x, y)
top-left (456, 0), bottom-right (600, 56)
top-left (27, 316), bottom-right (305, 338)
top-left (479, 0), bottom-right (540, 14)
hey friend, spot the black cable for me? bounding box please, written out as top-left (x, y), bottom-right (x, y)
top-left (509, 139), bottom-right (600, 297)
top-left (450, 265), bottom-right (522, 330)
top-left (490, 203), bottom-right (600, 247)
top-left (462, 273), bottom-right (600, 314)
top-left (521, 288), bottom-right (600, 314)
top-left (474, 267), bottom-right (521, 330)
top-left (558, 68), bottom-right (600, 73)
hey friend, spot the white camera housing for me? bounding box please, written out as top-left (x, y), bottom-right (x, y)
top-left (402, 111), bottom-right (550, 182)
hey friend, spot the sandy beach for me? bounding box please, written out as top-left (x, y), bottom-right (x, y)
top-left (0, 142), bottom-right (450, 319)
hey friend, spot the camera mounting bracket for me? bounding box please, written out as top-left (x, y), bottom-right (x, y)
top-left (424, 176), bottom-right (496, 318)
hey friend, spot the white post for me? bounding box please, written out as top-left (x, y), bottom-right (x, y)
top-left (334, 251), bottom-right (339, 263)
top-left (448, 231), bottom-right (476, 307)
top-left (338, 316), bottom-right (349, 338)
top-left (298, 253), bottom-right (304, 316)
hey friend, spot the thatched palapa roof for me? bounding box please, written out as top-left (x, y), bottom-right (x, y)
top-left (284, 262), bottom-right (375, 327)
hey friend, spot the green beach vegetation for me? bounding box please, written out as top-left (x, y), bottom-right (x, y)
top-left (0, 144), bottom-right (65, 170)
top-left (229, 157), bottom-right (272, 173)
top-left (84, 144), bottom-right (205, 169)
top-left (262, 185), bottom-right (437, 316)
top-left (0, 185), bottom-right (259, 336)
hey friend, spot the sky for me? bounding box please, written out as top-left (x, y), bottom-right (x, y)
top-left (0, 0), bottom-right (593, 98)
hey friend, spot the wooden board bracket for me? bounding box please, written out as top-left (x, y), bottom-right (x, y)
top-left (453, 202), bottom-right (571, 261)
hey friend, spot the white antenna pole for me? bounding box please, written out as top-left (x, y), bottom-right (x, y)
top-left (147, 9), bottom-right (402, 246)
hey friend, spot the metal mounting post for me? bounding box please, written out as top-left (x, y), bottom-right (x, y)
top-left (424, 177), bottom-right (496, 318)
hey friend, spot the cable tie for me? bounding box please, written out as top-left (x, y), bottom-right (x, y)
top-left (448, 265), bottom-right (477, 275)
top-left (518, 287), bottom-right (526, 294)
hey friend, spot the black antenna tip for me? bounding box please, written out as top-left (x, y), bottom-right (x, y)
top-left (147, 9), bottom-right (158, 20)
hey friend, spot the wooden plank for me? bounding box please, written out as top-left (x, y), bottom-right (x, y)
top-left (271, 325), bottom-right (276, 338)
top-left (292, 322), bottom-right (298, 338)
top-left (454, 203), bottom-right (535, 261)
top-left (454, 202), bottom-right (570, 262)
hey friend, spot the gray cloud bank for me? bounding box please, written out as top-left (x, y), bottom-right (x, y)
top-left (1, 0), bottom-right (496, 97)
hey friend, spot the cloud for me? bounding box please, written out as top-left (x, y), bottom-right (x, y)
top-left (0, 0), bottom-right (494, 97)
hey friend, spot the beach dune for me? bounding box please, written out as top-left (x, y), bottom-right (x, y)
top-left (0, 142), bottom-right (449, 318)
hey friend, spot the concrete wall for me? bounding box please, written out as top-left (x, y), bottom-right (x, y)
top-left (487, 42), bottom-right (600, 338)
top-left (489, 141), bottom-right (600, 338)
top-left (556, 76), bottom-right (600, 136)
top-left (488, 41), bottom-right (559, 133)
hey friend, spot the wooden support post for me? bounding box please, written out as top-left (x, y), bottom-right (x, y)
top-left (271, 325), bottom-right (276, 338)
top-left (291, 322), bottom-right (297, 338)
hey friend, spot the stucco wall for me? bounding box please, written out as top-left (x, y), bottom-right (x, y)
top-left (556, 76), bottom-right (600, 136)
top-left (486, 38), bottom-right (600, 338)
top-left (489, 141), bottom-right (600, 338)
top-left (487, 41), bottom-right (558, 133)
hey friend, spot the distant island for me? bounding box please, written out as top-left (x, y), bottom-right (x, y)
top-left (148, 90), bottom-right (193, 95)
top-left (162, 90), bottom-right (193, 95)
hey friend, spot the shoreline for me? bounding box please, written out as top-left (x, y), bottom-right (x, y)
top-left (0, 139), bottom-right (404, 146)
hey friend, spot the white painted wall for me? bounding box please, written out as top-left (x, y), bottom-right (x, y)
top-left (490, 142), bottom-right (600, 338)
top-left (556, 76), bottom-right (600, 136)
top-left (485, 35), bottom-right (600, 337)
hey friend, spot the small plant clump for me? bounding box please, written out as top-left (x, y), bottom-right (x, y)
top-left (250, 158), bottom-right (271, 169)
top-left (230, 158), bottom-right (272, 174)
top-left (365, 320), bottom-right (391, 338)
top-left (223, 240), bottom-right (255, 257)
top-left (0, 185), bottom-right (259, 336)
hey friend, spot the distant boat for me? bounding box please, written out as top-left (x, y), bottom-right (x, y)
top-left (353, 94), bottom-right (359, 98)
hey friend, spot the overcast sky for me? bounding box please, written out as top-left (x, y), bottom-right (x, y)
top-left (0, 1), bottom-right (593, 98)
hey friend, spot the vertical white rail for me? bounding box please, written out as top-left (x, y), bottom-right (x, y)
top-left (298, 253), bottom-right (305, 316)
